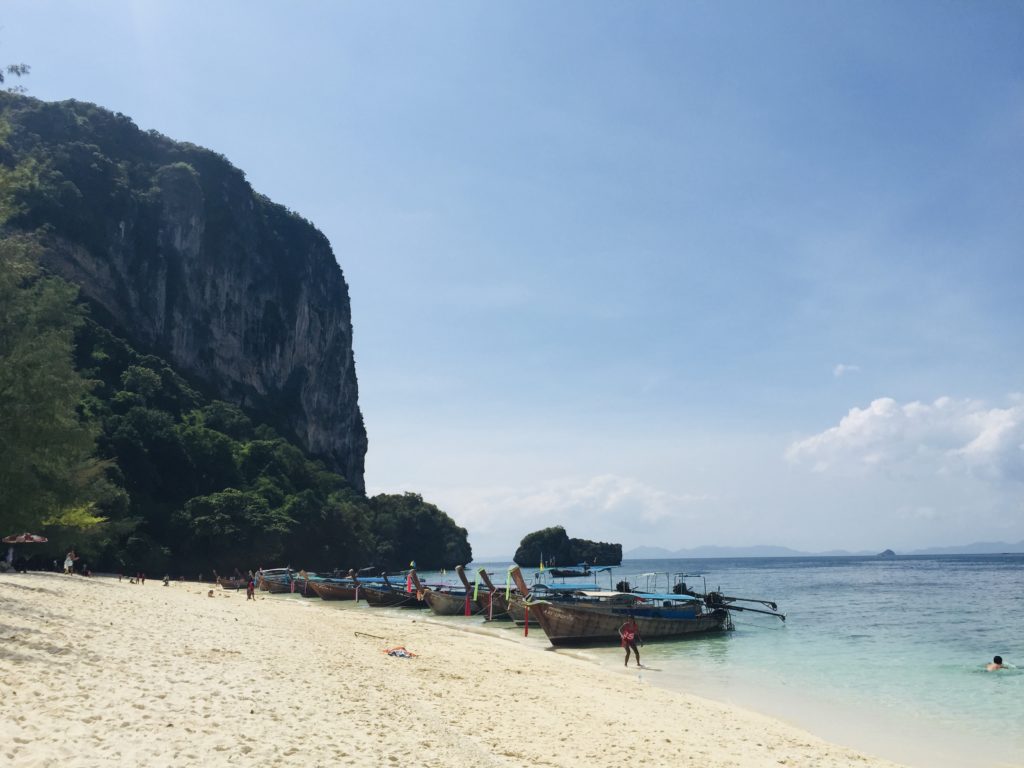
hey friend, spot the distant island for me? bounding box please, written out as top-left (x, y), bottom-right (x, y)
top-left (513, 526), bottom-right (621, 566)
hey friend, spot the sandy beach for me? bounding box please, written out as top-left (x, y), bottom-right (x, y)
top-left (0, 573), bottom-right (910, 768)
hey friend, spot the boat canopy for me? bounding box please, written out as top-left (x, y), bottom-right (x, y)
top-left (633, 593), bottom-right (701, 603)
top-left (535, 583), bottom-right (602, 592)
top-left (577, 590), bottom-right (635, 599)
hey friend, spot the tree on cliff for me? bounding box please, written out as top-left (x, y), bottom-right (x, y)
top-left (0, 236), bottom-right (106, 533)
top-left (1, 63), bottom-right (29, 93)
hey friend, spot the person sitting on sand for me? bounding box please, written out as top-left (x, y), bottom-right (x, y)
top-left (619, 615), bottom-right (642, 667)
top-left (986, 655), bottom-right (1005, 671)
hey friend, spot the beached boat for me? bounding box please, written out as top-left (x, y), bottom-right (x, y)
top-left (291, 573), bottom-right (321, 597)
top-left (474, 567), bottom-right (514, 620)
top-left (509, 565), bottom-right (732, 646)
top-left (217, 576), bottom-right (247, 590)
top-left (361, 573), bottom-right (429, 609)
top-left (257, 568), bottom-right (293, 593)
top-left (506, 581), bottom-right (610, 626)
top-left (528, 598), bottom-right (731, 645)
top-left (415, 565), bottom-right (495, 618)
top-left (414, 566), bottom-right (483, 616)
top-left (309, 577), bottom-right (360, 601)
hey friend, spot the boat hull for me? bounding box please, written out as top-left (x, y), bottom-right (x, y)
top-left (310, 581), bottom-right (359, 601)
top-left (530, 602), bottom-right (730, 646)
top-left (478, 589), bottom-right (512, 621)
top-left (424, 589), bottom-right (476, 615)
top-left (507, 596), bottom-right (540, 626)
top-left (362, 586), bottom-right (429, 609)
top-left (260, 577), bottom-right (291, 593)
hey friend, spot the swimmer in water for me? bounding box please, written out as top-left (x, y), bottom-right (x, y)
top-left (986, 655), bottom-right (1005, 671)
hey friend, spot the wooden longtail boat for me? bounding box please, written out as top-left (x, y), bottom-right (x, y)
top-left (413, 566), bottom-right (484, 616)
top-left (528, 600), bottom-right (731, 646)
top-left (507, 594), bottom-right (540, 626)
top-left (309, 573), bottom-right (360, 601)
top-left (508, 571), bottom-right (618, 627)
top-left (475, 567), bottom-right (514, 621)
top-left (218, 577), bottom-right (247, 590)
top-left (260, 576), bottom-right (292, 594)
top-left (422, 586), bottom-right (476, 615)
top-left (361, 572), bottom-right (429, 609)
top-left (257, 568), bottom-right (293, 593)
top-left (508, 565), bottom-right (732, 646)
top-left (291, 573), bottom-right (321, 597)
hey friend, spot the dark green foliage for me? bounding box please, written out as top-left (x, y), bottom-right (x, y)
top-left (67, 320), bottom-right (471, 575)
top-left (513, 525), bottom-right (621, 567)
top-left (0, 236), bottom-right (107, 533)
top-left (367, 493), bottom-right (472, 571)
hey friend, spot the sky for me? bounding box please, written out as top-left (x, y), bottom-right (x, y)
top-left (3, 2), bottom-right (1023, 557)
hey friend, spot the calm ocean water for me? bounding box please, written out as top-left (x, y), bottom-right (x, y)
top-left (460, 555), bottom-right (1024, 768)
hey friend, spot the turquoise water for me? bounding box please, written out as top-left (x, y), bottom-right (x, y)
top-left (471, 555), bottom-right (1024, 767)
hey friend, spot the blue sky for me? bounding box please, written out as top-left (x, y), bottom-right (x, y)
top-left (4, 2), bottom-right (1023, 556)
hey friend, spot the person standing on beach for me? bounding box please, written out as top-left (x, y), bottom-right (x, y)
top-left (63, 549), bottom-right (77, 574)
top-left (246, 576), bottom-right (255, 600)
top-left (619, 615), bottom-right (642, 667)
top-left (987, 655), bottom-right (1006, 671)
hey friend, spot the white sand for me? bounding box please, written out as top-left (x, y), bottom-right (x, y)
top-left (1, 573), bottom-right (911, 768)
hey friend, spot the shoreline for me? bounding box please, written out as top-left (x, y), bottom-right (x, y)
top-left (2, 572), bottom-right (916, 767)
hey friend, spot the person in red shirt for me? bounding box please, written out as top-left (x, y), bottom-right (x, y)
top-left (619, 615), bottom-right (642, 667)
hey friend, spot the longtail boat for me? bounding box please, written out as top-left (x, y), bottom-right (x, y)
top-left (506, 581), bottom-right (606, 626)
top-left (218, 576), bottom-right (247, 590)
top-left (413, 566), bottom-right (476, 616)
top-left (361, 572), bottom-right (429, 609)
top-left (547, 563), bottom-right (592, 578)
top-left (475, 567), bottom-right (515, 621)
top-left (291, 572), bottom-right (321, 597)
top-left (309, 571), bottom-right (361, 601)
top-left (509, 565), bottom-right (735, 646)
top-left (412, 566), bottom-right (493, 616)
top-left (257, 568), bottom-right (293, 593)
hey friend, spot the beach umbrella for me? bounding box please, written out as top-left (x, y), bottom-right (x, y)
top-left (2, 533), bottom-right (49, 543)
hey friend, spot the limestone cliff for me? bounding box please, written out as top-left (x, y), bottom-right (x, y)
top-left (0, 94), bottom-right (366, 490)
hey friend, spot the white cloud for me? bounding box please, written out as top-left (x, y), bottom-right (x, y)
top-left (833, 363), bottom-right (861, 378)
top-left (786, 395), bottom-right (1024, 482)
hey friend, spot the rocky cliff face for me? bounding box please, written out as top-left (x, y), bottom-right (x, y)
top-left (1, 95), bottom-right (367, 490)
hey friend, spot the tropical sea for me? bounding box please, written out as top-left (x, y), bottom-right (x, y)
top-left (431, 555), bottom-right (1024, 768)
